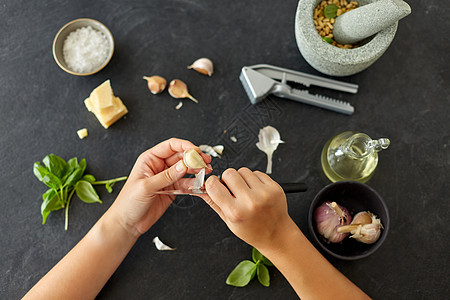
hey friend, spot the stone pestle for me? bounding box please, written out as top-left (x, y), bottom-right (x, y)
top-left (333, 0), bottom-right (411, 45)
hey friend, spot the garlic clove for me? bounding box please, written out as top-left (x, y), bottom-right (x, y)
top-left (143, 75), bottom-right (167, 94)
top-left (183, 149), bottom-right (208, 169)
top-left (351, 211), bottom-right (372, 225)
top-left (188, 58), bottom-right (214, 76)
top-left (168, 79), bottom-right (198, 103)
top-left (337, 211), bottom-right (383, 244)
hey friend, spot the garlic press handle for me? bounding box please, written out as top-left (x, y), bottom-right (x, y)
top-left (272, 85), bottom-right (355, 115)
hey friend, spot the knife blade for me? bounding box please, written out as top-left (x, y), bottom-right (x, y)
top-left (153, 182), bottom-right (307, 195)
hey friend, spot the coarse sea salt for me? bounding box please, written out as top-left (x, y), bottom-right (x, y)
top-left (63, 26), bottom-right (110, 74)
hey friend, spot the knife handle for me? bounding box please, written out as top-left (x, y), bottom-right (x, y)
top-left (279, 182), bottom-right (307, 193)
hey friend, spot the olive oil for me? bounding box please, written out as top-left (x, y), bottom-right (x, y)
top-left (321, 131), bottom-right (390, 183)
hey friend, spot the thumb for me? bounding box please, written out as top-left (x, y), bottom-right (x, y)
top-left (146, 160), bottom-right (187, 191)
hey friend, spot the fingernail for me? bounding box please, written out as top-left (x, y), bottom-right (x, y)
top-left (176, 161), bottom-right (187, 172)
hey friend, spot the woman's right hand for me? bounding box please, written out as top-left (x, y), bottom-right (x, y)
top-left (199, 167), bottom-right (293, 250)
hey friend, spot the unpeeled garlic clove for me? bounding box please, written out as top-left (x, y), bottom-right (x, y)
top-left (168, 79), bottom-right (198, 103)
top-left (143, 75), bottom-right (167, 94)
top-left (183, 149), bottom-right (208, 169)
top-left (337, 211), bottom-right (383, 244)
top-left (351, 211), bottom-right (372, 225)
top-left (188, 58), bottom-right (214, 76)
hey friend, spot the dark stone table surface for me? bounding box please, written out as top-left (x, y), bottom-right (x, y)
top-left (1, 0), bottom-right (448, 299)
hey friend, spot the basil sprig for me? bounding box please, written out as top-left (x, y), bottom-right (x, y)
top-left (33, 154), bottom-right (127, 230)
top-left (226, 248), bottom-right (274, 287)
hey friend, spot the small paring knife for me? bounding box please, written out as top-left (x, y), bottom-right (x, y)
top-left (153, 182), bottom-right (308, 196)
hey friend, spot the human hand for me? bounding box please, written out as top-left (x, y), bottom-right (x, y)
top-left (199, 168), bottom-right (291, 251)
top-left (109, 138), bottom-right (211, 237)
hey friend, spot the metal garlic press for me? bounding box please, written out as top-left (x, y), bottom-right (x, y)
top-left (239, 64), bottom-right (358, 115)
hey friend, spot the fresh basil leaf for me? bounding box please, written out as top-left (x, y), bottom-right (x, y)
top-left (252, 247), bottom-right (263, 263)
top-left (33, 162), bottom-right (48, 182)
top-left (41, 189), bottom-right (64, 224)
top-left (82, 174), bottom-right (96, 183)
top-left (322, 36), bottom-right (334, 44)
top-left (252, 248), bottom-right (273, 266)
top-left (75, 181), bottom-right (102, 204)
top-left (78, 158), bottom-right (87, 174)
top-left (67, 157), bottom-right (79, 169)
top-left (43, 154), bottom-right (67, 178)
top-left (324, 4), bottom-right (338, 19)
top-left (63, 167), bottom-right (84, 187)
top-left (226, 260), bottom-right (257, 287)
top-left (34, 163), bottom-right (62, 189)
top-left (257, 264), bottom-right (270, 287)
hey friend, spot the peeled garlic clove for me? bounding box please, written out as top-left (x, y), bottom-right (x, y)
top-left (188, 58), bottom-right (214, 76)
top-left (143, 75), bottom-right (167, 94)
top-left (168, 79), bottom-right (198, 103)
top-left (183, 149), bottom-right (208, 169)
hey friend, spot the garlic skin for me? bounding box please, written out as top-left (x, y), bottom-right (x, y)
top-left (199, 144), bottom-right (224, 158)
top-left (337, 211), bottom-right (383, 244)
top-left (183, 149), bottom-right (208, 169)
top-left (143, 75), bottom-right (167, 94)
top-left (314, 201), bottom-right (352, 243)
top-left (193, 167), bottom-right (206, 190)
top-left (152, 236), bottom-right (175, 251)
top-left (168, 79), bottom-right (198, 103)
top-left (188, 58), bottom-right (214, 76)
top-left (256, 126), bottom-right (284, 174)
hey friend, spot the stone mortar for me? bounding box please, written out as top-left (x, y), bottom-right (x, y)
top-left (295, 0), bottom-right (398, 77)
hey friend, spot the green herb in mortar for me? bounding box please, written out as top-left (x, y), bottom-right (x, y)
top-left (324, 4), bottom-right (338, 18)
top-left (226, 248), bottom-right (273, 287)
top-left (322, 36), bottom-right (334, 44)
top-left (33, 154), bottom-right (127, 230)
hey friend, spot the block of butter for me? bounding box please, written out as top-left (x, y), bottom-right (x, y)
top-left (84, 80), bottom-right (128, 128)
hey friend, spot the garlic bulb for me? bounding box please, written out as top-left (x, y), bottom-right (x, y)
top-left (337, 211), bottom-right (383, 244)
top-left (188, 58), bottom-right (214, 76)
top-left (183, 149), bottom-right (208, 169)
top-left (256, 126), bottom-right (284, 174)
top-left (314, 201), bottom-right (352, 243)
top-left (143, 75), bottom-right (166, 94)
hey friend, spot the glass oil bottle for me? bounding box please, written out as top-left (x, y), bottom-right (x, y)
top-left (321, 131), bottom-right (390, 183)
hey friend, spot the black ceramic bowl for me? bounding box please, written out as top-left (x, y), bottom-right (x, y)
top-left (308, 181), bottom-right (389, 260)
